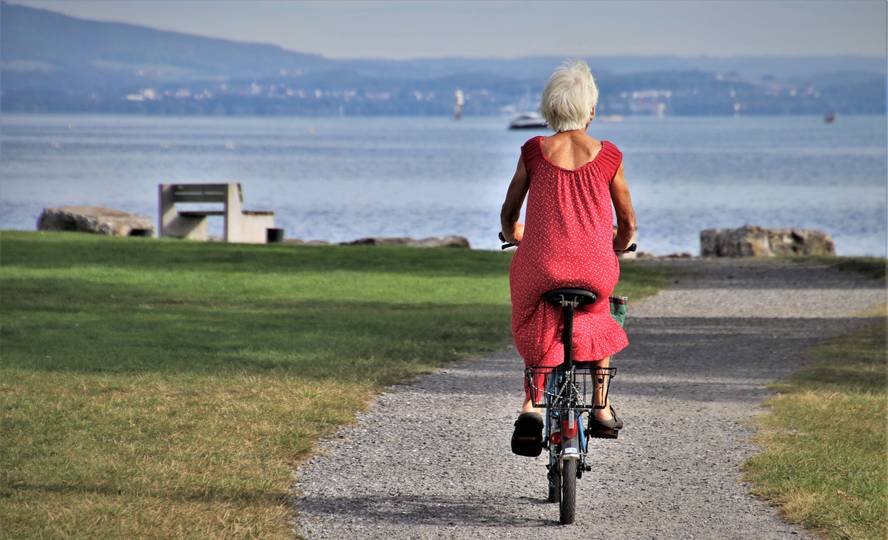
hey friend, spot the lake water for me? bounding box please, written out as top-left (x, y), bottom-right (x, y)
top-left (1, 114), bottom-right (885, 255)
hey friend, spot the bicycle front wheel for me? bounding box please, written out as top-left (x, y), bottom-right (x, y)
top-left (559, 459), bottom-right (577, 525)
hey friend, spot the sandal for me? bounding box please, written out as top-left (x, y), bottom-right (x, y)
top-left (587, 405), bottom-right (623, 439)
top-left (511, 412), bottom-right (544, 457)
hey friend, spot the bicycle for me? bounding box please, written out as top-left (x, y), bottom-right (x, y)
top-left (501, 233), bottom-right (635, 524)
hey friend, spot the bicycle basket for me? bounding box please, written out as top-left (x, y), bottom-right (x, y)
top-left (525, 365), bottom-right (616, 409)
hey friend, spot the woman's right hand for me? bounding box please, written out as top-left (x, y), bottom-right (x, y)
top-left (501, 222), bottom-right (524, 244)
top-left (511, 222), bottom-right (525, 242)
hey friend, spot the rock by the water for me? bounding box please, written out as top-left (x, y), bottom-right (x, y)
top-left (617, 250), bottom-right (637, 260)
top-left (340, 235), bottom-right (470, 248)
top-left (410, 235), bottom-right (471, 248)
top-left (700, 225), bottom-right (835, 257)
top-left (37, 206), bottom-right (154, 237)
top-left (283, 238), bottom-right (330, 246)
top-left (340, 237), bottom-right (413, 246)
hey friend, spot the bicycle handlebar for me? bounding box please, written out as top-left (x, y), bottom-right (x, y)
top-left (499, 232), bottom-right (636, 253)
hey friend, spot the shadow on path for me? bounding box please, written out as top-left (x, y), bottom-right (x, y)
top-left (298, 494), bottom-right (552, 528)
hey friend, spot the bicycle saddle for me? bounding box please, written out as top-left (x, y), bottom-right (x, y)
top-left (543, 288), bottom-right (598, 307)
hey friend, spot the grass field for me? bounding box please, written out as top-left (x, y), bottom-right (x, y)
top-left (0, 231), bottom-right (667, 538)
top-left (744, 307), bottom-right (887, 539)
top-left (793, 256), bottom-right (887, 281)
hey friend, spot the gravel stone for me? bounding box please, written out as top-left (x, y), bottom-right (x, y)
top-left (293, 259), bottom-right (885, 539)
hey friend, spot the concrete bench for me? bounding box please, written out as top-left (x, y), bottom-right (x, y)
top-left (158, 183), bottom-right (276, 244)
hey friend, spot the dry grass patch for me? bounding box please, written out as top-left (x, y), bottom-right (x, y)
top-left (1, 370), bottom-right (366, 538)
top-left (0, 231), bottom-right (667, 537)
top-left (743, 313), bottom-right (887, 540)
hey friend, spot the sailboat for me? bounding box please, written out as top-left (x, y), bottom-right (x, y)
top-left (453, 89), bottom-right (465, 120)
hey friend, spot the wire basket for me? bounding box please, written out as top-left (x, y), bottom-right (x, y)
top-left (525, 365), bottom-right (616, 410)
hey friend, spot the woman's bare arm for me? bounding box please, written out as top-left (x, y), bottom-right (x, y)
top-left (610, 163), bottom-right (637, 251)
top-left (500, 156), bottom-right (530, 243)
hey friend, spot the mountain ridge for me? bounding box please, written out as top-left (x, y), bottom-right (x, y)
top-left (2, 2), bottom-right (885, 116)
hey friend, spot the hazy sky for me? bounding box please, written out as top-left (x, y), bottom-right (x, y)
top-left (11, 0), bottom-right (888, 59)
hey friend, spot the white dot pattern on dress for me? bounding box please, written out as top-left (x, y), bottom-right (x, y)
top-left (509, 136), bottom-right (629, 382)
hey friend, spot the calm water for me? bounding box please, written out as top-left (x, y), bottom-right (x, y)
top-left (1, 114), bottom-right (885, 255)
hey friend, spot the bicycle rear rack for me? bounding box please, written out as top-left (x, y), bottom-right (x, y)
top-left (525, 365), bottom-right (616, 410)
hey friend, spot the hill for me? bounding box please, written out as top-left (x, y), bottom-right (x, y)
top-left (1, 2), bottom-right (885, 116)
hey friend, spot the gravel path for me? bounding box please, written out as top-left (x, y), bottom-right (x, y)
top-left (293, 259), bottom-right (885, 539)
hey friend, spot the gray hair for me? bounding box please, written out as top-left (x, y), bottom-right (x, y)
top-left (539, 60), bottom-right (599, 132)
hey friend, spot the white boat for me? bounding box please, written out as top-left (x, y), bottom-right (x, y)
top-left (453, 89), bottom-right (464, 120)
top-left (508, 112), bottom-right (548, 130)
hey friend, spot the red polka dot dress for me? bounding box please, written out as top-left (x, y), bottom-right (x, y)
top-left (510, 136), bottom-right (629, 378)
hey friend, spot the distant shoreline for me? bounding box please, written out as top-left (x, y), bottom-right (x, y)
top-left (4, 229), bottom-right (888, 259)
top-left (3, 111), bottom-right (887, 120)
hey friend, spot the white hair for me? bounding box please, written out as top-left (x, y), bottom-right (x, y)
top-left (539, 60), bottom-right (599, 132)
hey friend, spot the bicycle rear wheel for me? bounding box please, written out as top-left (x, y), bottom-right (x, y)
top-left (547, 461), bottom-right (561, 503)
top-left (559, 459), bottom-right (577, 525)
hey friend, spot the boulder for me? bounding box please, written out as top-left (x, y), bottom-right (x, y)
top-left (409, 235), bottom-right (471, 248)
top-left (282, 238), bottom-right (330, 246)
top-left (37, 206), bottom-right (154, 237)
top-left (700, 225), bottom-right (835, 257)
top-left (340, 235), bottom-right (471, 248)
top-left (617, 250), bottom-right (637, 260)
top-left (340, 237), bottom-right (413, 246)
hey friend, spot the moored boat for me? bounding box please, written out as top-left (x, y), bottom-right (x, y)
top-left (508, 112), bottom-right (548, 130)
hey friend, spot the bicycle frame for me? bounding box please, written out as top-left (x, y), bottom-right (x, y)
top-left (528, 294), bottom-right (618, 523)
top-left (544, 364), bottom-right (589, 483)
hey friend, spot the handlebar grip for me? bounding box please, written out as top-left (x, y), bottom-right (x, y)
top-left (499, 231), bottom-right (518, 250)
top-left (499, 233), bottom-right (637, 253)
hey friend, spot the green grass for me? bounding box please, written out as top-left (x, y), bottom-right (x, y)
top-left (743, 312), bottom-right (888, 540)
top-left (0, 230), bottom-right (666, 538)
top-left (831, 258), bottom-right (887, 281)
top-left (790, 256), bottom-right (887, 281)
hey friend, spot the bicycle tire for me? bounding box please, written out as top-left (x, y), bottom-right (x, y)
top-left (559, 459), bottom-right (577, 525)
top-left (546, 394), bottom-right (559, 503)
top-left (547, 461), bottom-right (561, 503)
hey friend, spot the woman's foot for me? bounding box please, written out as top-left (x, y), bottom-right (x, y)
top-left (588, 401), bottom-right (623, 438)
top-left (521, 398), bottom-right (543, 415)
top-left (512, 399), bottom-right (544, 456)
top-left (511, 411), bottom-right (544, 457)
top-left (592, 400), bottom-right (618, 423)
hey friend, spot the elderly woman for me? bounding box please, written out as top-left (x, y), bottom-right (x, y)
top-left (500, 60), bottom-right (637, 455)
